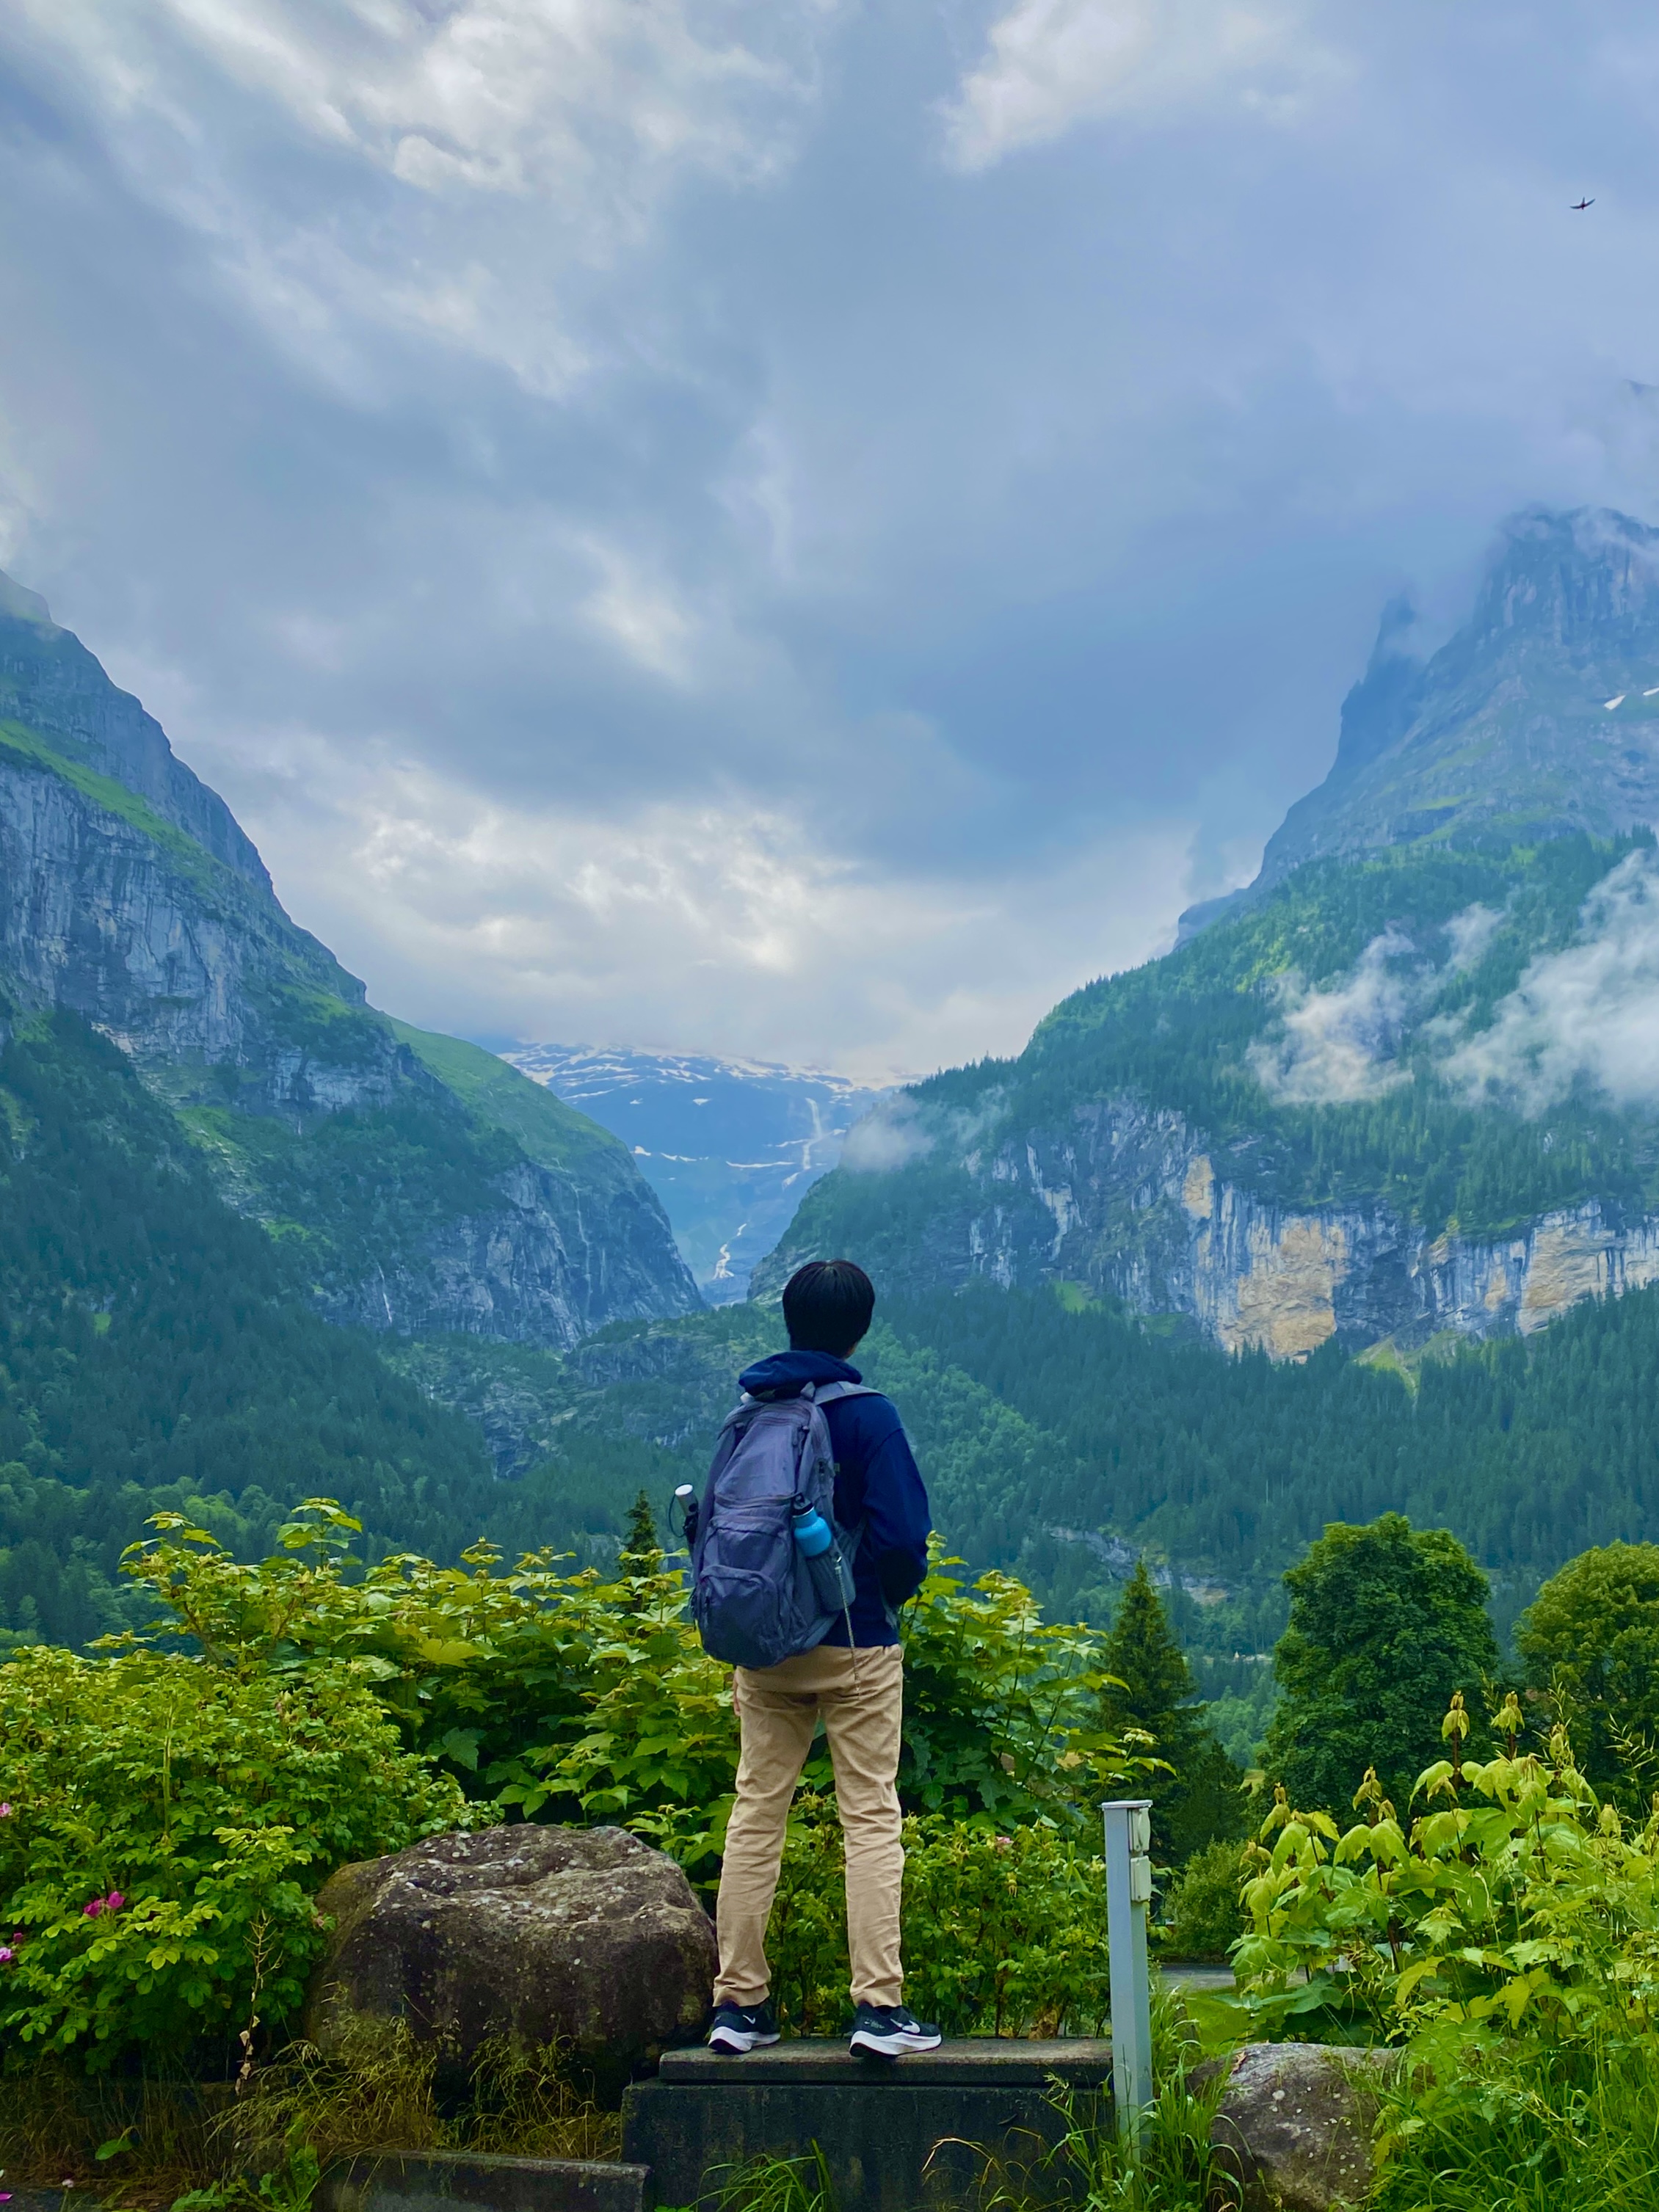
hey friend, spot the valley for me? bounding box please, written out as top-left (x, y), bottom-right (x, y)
top-left (8, 510), bottom-right (1659, 1763)
top-left (502, 1042), bottom-right (888, 1302)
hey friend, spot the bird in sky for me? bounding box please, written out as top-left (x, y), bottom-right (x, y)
top-left (1571, 197), bottom-right (1595, 210)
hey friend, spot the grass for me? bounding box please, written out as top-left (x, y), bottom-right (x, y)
top-left (0, 718), bottom-right (225, 898)
top-left (0, 2059), bottom-right (222, 2205)
top-left (0, 2022), bottom-right (620, 2210)
top-left (924, 1991), bottom-right (1244, 2212)
top-left (228, 2021), bottom-right (621, 2173)
top-left (707, 2142), bottom-right (840, 2212)
top-left (1371, 2026), bottom-right (1659, 2212)
top-left (387, 1019), bottom-right (625, 1178)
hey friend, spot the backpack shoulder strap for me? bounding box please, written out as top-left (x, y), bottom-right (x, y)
top-left (807, 1381), bottom-right (882, 1407)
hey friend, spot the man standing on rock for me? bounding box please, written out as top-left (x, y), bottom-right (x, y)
top-left (694, 1259), bottom-right (939, 2059)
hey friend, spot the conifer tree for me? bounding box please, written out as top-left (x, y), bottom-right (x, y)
top-left (619, 1490), bottom-right (661, 1576)
top-left (1100, 1559), bottom-right (1245, 1865)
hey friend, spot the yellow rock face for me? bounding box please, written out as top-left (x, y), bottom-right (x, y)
top-left (1222, 1216), bottom-right (1348, 1359)
top-left (1183, 1154), bottom-right (1216, 1221)
top-left (1518, 1218), bottom-right (1616, 1333)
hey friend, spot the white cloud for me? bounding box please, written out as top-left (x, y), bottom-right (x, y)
top-left (1442, 901), bottom-right (1501, 972)
top-left (1448, 850), bottom-right (1659, 1113)
top-left (941, 0), bottom-right (1325, 171)
top-left (576, 541), bottom-right (699, 682)
top-left (1249, 926), bottom-right (1416, 1104)
top-left (14, 0), bottom-right (1659, 1081)
top-left (25, 0), bottom-right (818, 200)
top-left (840, 1096), bottom-right (937, 1171)
top-left (7, 0), bottom-right (832, 393)
top-left (228, 735), bottom-right (1194, 1081)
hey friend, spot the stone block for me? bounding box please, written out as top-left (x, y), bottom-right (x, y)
top-left (316, 2152), bottom-right (653, 2212)
top-left (623, 2039), bottom-right (1113, 2211)
top-left (1207, 2042), bottom-right (1400, 2211)
top-left (302, 1826), bottom-right (716, 2100)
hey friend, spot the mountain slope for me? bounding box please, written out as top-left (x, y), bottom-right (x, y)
top-left (0, 1007), bottom-right (502, 1649)
top-left (503, 1044), bottom-right (889, 1300)
top-left (0, 571), bottom-right (270, 887)
top-left (393, 1270), bottom-right (1659, 1685)
top-left (758, 509), bottom-right (1659, 1359)
top-left (1183, 506), bottom-right (1659, 938)
top-left (0, 575), bottom-right (699, 1347)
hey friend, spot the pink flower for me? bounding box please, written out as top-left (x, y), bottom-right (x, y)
top-left (0, 1947), bottom-right (13, 1964)
top-left (83, 1899), bottom-right (104, 1918)
top-left (0, 1803), bottom-right (12, 1817)
top-left (105, 1893), bottom-right (123, 1913)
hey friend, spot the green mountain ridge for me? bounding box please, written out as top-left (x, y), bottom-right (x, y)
top-left (758, 831), bottom-right (1659, 1360)
top-left (0, 576), bottom-right (700, 1346)
top-left (1183, 506), bottom-right (1659, 936)
top-left (0, 570), bottom-right (707, 1646)
top-left (758, 518), bottom-right (1659, 1362)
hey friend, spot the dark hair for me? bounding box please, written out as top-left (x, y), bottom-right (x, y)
top-left (783, 1259), bottom-right (875, 1354)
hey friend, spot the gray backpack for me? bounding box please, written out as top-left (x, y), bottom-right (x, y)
top-left (690, 1380), bottom-right (876, 1670)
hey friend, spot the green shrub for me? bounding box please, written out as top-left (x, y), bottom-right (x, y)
top-left (764, 1795), bottom-right (1111, 2036)
top-left (1519, 1541), bottom-right (1659, 1807)
top-left (0, 1643), bottom-right (477, 2066)
top-left (763, 1796), bottom-right (853, 2034)
top-left (117, 1508), bottom-right (1154, 1877)
top-left (1236, 1691), bottom-right (1659, 2043)
top-left (886, 1551), bottom-right (1157, 1823)
top-left (1224, 1689), bottom-right (1659, 2202)
top-left (902, 1817), bottom-right (1112, 2034)
top-left (1162, 1837), bottom-right (1247, 1962)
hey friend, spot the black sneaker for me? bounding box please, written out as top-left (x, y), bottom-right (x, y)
top-left (848, 2003), bottom-right (943, 2057)
top-left (707, 2000), bottom-right (781, 2054)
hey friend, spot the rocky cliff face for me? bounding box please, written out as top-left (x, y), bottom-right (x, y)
top-left (0, 575), bottom-right (699, 1347)
top-left (1183, 506), bottom-right (1659, 941)
top-left (856, 1094), bottom-right (1659, 1359)
top-left (0, 710), bottom-right (371, 1083)
top-left (764, 506), bottom-right (1659, 1361)
top-left (316, 1146), bottom-right (703, 1347)
top-left (0, 572), bottom-right (270, 888)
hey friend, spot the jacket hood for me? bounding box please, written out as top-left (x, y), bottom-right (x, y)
top-left (738, 1349), bottom-right (863, 1400)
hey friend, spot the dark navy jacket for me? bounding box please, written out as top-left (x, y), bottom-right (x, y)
top-left (736, 1349), bottom-right (932, 1648)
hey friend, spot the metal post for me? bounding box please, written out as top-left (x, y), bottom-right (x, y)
top-left (1102, 1798), bottom-right (1154, 2138)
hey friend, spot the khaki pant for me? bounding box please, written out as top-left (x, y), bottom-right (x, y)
top-left (714, 1642), bottom-right (905, 2010)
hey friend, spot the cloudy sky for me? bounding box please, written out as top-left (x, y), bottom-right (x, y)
top-left (1, 1), bottom-right (1657, 1079)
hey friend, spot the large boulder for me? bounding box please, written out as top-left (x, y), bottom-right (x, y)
top-left (302, 1825), bottom-right (717, 2099)
top-left (1207, 2042), bottom-right (1397, 2211)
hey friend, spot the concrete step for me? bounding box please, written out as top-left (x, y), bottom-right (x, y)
top-left (658, 2037), bottom-right (1111, 2087)
top-left (626, 2039), bottom-right (1113, 2209)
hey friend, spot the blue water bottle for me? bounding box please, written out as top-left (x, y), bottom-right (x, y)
top-left (791, 1497), bottom-right (834, 1557)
